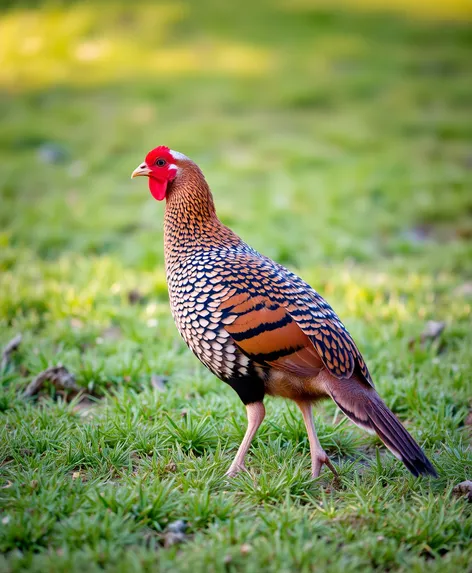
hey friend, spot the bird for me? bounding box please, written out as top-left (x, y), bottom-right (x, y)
top-left (131, 146), bottom-right (437, 479)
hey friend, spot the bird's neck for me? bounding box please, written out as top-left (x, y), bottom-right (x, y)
top-left (163, 164), bottom-right (238, 261)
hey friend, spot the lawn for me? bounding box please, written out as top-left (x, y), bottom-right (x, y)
top-left (1, 0), bottom-right (472, 571)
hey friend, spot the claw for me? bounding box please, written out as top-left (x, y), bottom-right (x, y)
top-left (312, 452), bottom-right (338, 479)
top-left (325, 457), bottom-right (339, 478)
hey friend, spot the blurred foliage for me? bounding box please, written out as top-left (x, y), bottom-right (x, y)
top-left (1, 0), bottom-right (471, 267)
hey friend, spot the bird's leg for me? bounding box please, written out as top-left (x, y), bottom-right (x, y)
top-left (226, 402), bottom-right (265, 477)
top-left (295, 401), bottom-right (338, 478)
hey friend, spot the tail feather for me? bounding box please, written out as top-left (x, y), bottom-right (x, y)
top-left (326, 377), bottom-right (437, 477)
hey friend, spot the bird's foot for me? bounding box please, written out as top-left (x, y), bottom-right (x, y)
top-left (312, 452), bottom-right (338, 479)
top-left (225, 463), bottom-right (248, 478)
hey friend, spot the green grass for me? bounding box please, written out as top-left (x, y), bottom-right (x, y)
top-left (1, 0), bottom-right (472, 571)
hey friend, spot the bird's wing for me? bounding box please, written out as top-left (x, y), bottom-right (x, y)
top-left (220, 292), bottom-right (324, 378)
top-left (218, 257), bottom-right (373, 386)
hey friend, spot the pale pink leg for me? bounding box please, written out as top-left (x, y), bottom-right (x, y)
top-left (296, 401), bottom-right (338, 478)
top-left (226, 402), bottom-right (265, 477)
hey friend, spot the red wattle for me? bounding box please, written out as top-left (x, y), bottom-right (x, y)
top-left (149, 177), bottom-right (167, 201)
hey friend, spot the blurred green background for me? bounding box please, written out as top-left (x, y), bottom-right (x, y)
top-left (2, 0), bottom-right (472, 270)
top-left (1, 1), bottom-right (472, 571)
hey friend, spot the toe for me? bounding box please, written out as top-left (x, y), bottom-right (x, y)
top-left (225, 463), bottom-right (247, 477)
top-left (311, 452), bottom-right (337, 479)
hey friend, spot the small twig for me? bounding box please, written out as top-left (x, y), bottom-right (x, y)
top-left (23, 365), bottom-right (80, 398)
top-left (1, 334), bottom-right (22, 371)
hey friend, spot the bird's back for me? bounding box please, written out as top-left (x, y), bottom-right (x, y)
top-left (165, 220), bottom-right (372, 393)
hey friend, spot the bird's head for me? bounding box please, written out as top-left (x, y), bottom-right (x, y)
top-left (131, 146), bottom-right (189, 201)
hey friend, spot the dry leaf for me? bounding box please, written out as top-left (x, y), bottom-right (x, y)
top-left (1, 334), bottom-right (22, 371)
top-left (165, 461), bottom-right (177, 473)
top-left (453, 480), bottom-right (472, 502)
top-left (23, 365), bottom-right (80, 398)
top-left (409, 321), bottom-right (445, 350)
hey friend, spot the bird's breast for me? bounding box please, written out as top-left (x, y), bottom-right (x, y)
top-left (165, 252), bottom-right (252, 381)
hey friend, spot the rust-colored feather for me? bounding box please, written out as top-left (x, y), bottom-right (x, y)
top-left (220, 291), bottom-right (365, 382)
top-left (224, 296), bottom-right (320, 376)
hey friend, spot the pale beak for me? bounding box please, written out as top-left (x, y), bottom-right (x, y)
top-left (131, 163), bottom-right (151, 179)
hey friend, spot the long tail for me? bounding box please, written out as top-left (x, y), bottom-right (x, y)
top-left (325, 376), bottom-right (437, 477)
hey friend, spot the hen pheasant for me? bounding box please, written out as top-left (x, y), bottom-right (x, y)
top-left (132, 146), bottom-right (437, 479)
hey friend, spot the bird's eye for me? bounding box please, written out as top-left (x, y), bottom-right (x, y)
top-left (155, 158), bottom-right (166, 167)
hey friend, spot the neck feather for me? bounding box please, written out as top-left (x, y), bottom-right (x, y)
top-left (164, 163), bottom-right (236, 258)
top-left (165, 163), bottom-right (216, 224)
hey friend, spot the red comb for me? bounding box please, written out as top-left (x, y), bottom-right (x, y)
top-left (145, 146), bottom-right (172, 165)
